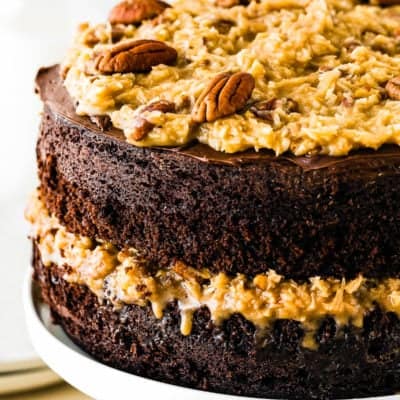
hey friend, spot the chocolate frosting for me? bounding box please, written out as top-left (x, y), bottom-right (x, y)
top-left (35, 65), bottom-right (400, 171)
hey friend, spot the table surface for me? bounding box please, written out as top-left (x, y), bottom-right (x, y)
top-left (0, 384), bottom-right (90, 400)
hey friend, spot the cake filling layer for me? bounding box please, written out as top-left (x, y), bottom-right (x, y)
top-left (63, 0), bottom-right (400, 156)
top-left (27, 192), bottom-right (400, 348)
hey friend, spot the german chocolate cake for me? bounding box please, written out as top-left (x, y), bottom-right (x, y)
top-left (28, 0), bottom-right (400, 398)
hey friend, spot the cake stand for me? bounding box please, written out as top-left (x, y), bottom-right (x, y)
top-left (23, 271), bottom-right (398, 400)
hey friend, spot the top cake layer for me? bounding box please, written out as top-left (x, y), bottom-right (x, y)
top-left (36, 65), bottom-right (400, 279)
top-left (62, 0), bottom-right (400, 156)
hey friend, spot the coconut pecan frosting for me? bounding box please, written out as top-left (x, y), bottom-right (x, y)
top-left (62, 0), bottom-right (400, 156)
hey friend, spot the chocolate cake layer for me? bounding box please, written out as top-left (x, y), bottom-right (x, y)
top-left (33, 243), bottom-right (400, 400)
top-left (37, 65), bottom-right (400, 279)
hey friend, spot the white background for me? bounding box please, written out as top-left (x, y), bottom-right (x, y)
top-left (0, 0), bottom-right (113, 365)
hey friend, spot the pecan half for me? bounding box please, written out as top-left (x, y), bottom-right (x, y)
top-left (250, 98), bottom-right (298, 122)
top-left (192, 72), bottom-right (255, 123)
top-left (94, 39), bottom-right (178, 74)
top-left (215, 0), bottom-right (249, 8)
top-left (132, 100), bottom-right (176, 141)
top-left (386, 76), bottom-right (400, 100)
top-left (109, 0), bottom-right (170, 25)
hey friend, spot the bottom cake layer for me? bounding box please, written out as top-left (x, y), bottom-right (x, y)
top-left (33, 243), bottom-right (400, 400)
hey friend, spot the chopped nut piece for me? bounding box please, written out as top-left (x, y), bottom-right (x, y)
top-left (173, 96), bottom-right (192, 113)
top-left (94, 39), bottom-right (178, 74)
top-left (250, 98), bottom-right (299, 122)
top-left (342, 95), bottom-right (355, 108)
top-left (214, 19), bottom-right (236, 34)
top-left (111, 26), bottom-right (125, 43)
top-left (109, 0), bottom-right (170, 25)
top-left (131, 118), bottom-right (154, 141)
top-left (343, 37), bottom-right (362, 52)
top-left (132, 100), bottom-right (176, 141)
top-left (318, 65), bottom-right (334, 73)
top-left (371, 0), bottom-right (400, 5)
top-left (83, 31), bottom-right (101, 46)
top-left (90, 115), bottom-right (112, 131)
top-left (386, 77), bottom-right (400, 100)
top-left (192, 72), bottom-right (255, 123)
top-left (215, 0), bottom-right (249, 7)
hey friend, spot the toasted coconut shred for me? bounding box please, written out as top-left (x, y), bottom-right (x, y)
top-left (63, 0), bottom-right (400, 156)
top-left (27, 193), bottom-right (400, 349)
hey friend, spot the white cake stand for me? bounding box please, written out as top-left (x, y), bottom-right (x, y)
top-left (23, 271), bottom-right (399, 400)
